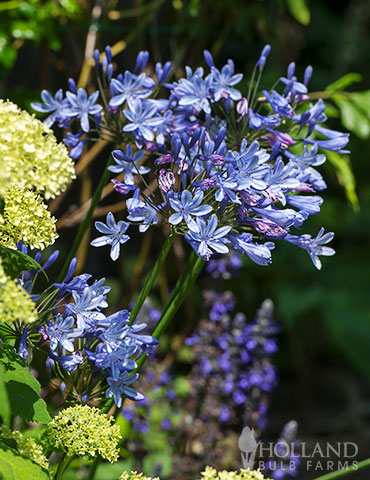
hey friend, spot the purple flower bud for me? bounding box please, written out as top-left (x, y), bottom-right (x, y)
top-left (18, 327), bottom-right (28, 359)
top-left (304, 65), bottom-right (313, 86)
top-left (93, 49), bottom-right (100, 69)
top-left (203, 49), bottom-right (215, 68)
top-left (159, 169), bottom-right (175, 194)
top-left (155, 154), bottom-right (174, 165)
top-left (236, 97), bottom-right (248, 117)
top-left (43, 250), bottom-right (59, 270)
top-left (64, 258), bottom-right (77, 283)
top-left (105, 45), bottom-right (112, 63)
top-left (102, 55), bottom-right (108, 73)
top-left (171, 134), bottom-right (182, 161)
top-left (111, 179), bottom-right (138, 195)
top-left (287, 62), bottom-right (296, 79)
top-left (257, 56), bottom-right (266, 72)
top-left (261, 44), bottom-right (271, 58)
top-left (134, 51), bottom-right (149, 73)
top-left (214, 126), bottom-right (226, 149)
top-left (68, 78), bottom-right (77, 94)
top-left (107, 63), bottom-right (114, 82)
top-left (95, 113), bottom-right (102, 129)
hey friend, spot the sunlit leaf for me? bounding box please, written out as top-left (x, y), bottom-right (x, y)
top-left (286, 0), bottom-right (311, 25)
top-left (326, 73), bottom-right (362, 92)
top-left (326, 151), bottom-right (359, 210)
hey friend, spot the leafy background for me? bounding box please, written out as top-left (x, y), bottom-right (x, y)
top-left (1, 0), bottom-right (370, 478)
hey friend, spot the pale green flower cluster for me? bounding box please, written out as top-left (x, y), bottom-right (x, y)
top-left (0, 426), bottom-right (48, 469)
top-left (0, 99), bottom-right (75, 199)
top-left (47, 405), bottom-right (122, 463)
top-left (0, 186), bottom-right (57, 250)
top-left (0, 258), bottom-right (37, 323)
top-left (119, 472), bottom-right (160, 480)
top-left (199, 467), bottom-right (271, 480)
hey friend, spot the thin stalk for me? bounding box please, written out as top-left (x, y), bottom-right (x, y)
top-left (134, 254), bottom-right (204, 372)
top-left (56, 156), bottom-right (114, 283)
top-left (313, 458), bottom-right (370, 480)
top-left (54, 454), bottom-right (73, 480)
top-left (128, 230), bottom-right (175, 325)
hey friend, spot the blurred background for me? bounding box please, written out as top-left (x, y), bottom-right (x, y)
top-left (1, 0), bottom-right (369, 478)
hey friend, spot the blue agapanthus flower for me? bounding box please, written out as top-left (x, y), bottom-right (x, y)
top-left (65, 88), bottom-right (103, 132)
top-left (46, 314), bottom-right (83, 352)
top-left (285, 227), bottom-right (335, 269)
top-left (109, 146), bottom-right (149, 184)
top-left (91, 212), bottom-right (130, 260)
top-left (31, 89), bottom-right (69, 127)
top-left (185, 214), bottom-right (231, 259)
top-left (123, 98), bottom-right (163, 143)
top-left (169, 189), bottom-right (212, 226)
top-left (109, 71), bottom-right (152, 107)
top-left (106, 372), bottom-right (144, 407)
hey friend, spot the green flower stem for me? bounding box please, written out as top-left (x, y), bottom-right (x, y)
top-left (56, 157), bottom-right (113, 284)
top-left (54, 454), bottom-right (73, 480)
top-left (135, 254), bottom-right (204, 373)
top-left (128, 230), bottom-right (175, 326)
top-left (313, 458), bottom-right (370, 480)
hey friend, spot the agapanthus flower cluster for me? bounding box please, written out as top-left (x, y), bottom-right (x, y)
top-left (47, 405), bottom-right (121, 463)
top-left (32, 45), bottom-right (342, 269)
top-left (12, 247), bottom-right (158, 407)
top-left (0, 425), bottom-right (48, 469)
top-left (199, 467), bottom-right (271, 480)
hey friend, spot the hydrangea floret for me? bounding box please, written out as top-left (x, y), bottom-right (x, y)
top-left (199, 466), bottom-right (271, 480)
top-left (0, 258), bottom-right (37, 324)
top-left (0, 425), bottom-right (48, 469)
top-left (47, 405), bottom-right (121, 463)
top-left (0, 186), bottom-right (57, 250)
top-left (0, 99), bottom-right (75, 199)
top-left (119, 472), bottom-right (160, 480)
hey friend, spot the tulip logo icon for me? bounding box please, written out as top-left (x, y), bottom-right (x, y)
top-left (238, 426), bottom-right (259, 469)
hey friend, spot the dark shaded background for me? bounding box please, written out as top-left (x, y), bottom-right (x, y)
top-left (1, 0), bottom-right (369, 478)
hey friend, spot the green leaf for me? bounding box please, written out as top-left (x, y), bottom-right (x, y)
top-left (333, 96), bottom-right (370, 139)
top-left (0, 343), bottom-right (51, 424)
top-left (325, 73), bottom-right (362, 92)
top-left (326, 151), bottom-right (359, 210)
top-left (0, 246), bottom-right (47, 280)
top-left (286, 0), bottom-right (311, 25)
top-left (350, 90), bottom-right (370, 120)
top-left (0, 364), bottom-right (11, 426)
top-left (0, 441), bottom-right (50, 480)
